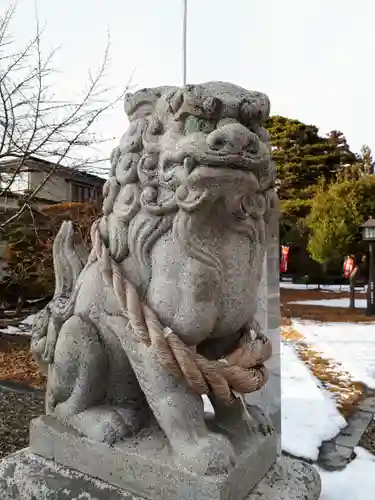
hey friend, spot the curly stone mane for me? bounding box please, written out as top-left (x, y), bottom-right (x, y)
top-left (98, 83), bottom-right (277, 292)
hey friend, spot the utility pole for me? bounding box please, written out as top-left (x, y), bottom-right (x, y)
top-left (182, 0), bottom-right (187, 85)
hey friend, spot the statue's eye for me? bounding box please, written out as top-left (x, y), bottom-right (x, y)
top-left (184, 116), bottom-right (215, 134)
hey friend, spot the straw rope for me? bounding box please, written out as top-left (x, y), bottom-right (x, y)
top-left (91, 220), bottom-right (271, 405)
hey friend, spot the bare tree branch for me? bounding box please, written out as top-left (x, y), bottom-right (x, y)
top-left (0, 3), bottom-right (131, 229)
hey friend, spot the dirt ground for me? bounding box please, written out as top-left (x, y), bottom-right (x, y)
top-left (0, 334), bottom-right (45, 389)
top-left (281, 287), bottom-right (373, 323)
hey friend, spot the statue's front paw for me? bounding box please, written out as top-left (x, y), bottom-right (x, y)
top-left (178, 433), bottom-right (236, 476)
top-left (245, 404), bottom-right (274, 436)
top-left (68, 408), bottom-right (128, 445)
top-left (211, 396), bottom-right (274, 437)
top-left (63, 406), bottom-right (146, 445)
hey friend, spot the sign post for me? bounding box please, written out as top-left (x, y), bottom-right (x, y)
top-left (361, 218), bottom-right (375, 316)
top-left (343, 255), bottom-right (357, 309)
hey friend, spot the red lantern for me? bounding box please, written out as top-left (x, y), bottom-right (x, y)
top-left (280, 246), bottom-right (290, 273)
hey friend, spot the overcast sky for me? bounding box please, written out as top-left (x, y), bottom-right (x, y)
top-left (8, 0), bottom-right (375, 162)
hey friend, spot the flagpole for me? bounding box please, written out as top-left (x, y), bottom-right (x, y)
top-left (182, 0), bottom-right (187, 85)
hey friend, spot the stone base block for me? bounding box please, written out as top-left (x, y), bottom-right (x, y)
top-left (0, 449), bottom-right (321, 500)
top-left (29, 415), bottom-right (278, 500)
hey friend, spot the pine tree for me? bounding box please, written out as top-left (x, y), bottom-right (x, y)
top-left (266, 117), bottom-right (357, 219)
top-left (266, 116), bottom-right (357, 277)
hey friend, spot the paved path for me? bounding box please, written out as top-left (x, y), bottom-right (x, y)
top-left (318, 389), bottom-right (375, 470)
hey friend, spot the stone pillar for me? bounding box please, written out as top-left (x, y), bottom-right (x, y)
top-left (267, 200), bottom-right (282, 447)
top-left (251, 209), bottom-right (281, 452)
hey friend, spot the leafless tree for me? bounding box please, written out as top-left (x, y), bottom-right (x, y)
top-left (0, 3), bottom-right (130, 229)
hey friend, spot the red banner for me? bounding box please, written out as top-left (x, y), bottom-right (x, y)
top-left (280, 246), bottom-right (290, 273)
top-left (343, 256), bottom-right (354, 279)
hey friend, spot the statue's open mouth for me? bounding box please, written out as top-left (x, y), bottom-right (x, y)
top-left (154, 147), bottom-right (268, 215)
top-left (193, 150), bottom-right (265, 169)
top-left (174, 163), bottom-right (261, 213)
top-left (160, 149), bottom-right (266, 181)
top-left (159, 150), bottom-right (267, 189)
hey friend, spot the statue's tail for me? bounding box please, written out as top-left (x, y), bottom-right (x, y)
top-left (52, 220), bottom-right (88, 300)
top-left (31, 221), bottom-right (89, 371)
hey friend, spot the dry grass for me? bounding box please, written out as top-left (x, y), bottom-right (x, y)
top-left (280, 291), bottom-right (369, 417)
top-left (295, 344), bottom-right (365, 417)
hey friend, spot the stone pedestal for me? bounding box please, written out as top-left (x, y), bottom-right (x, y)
top-left (0, 449), bottom-right (321, 500)
top-left (0, 414), bottom-right (321, 500)
top-left (27, 415), bottom-right (278, 500)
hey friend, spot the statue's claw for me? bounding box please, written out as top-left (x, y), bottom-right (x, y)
top-left (242, 402), bottom-right (274, 436)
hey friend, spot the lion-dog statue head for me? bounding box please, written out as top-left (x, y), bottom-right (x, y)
top-left (99, 82), bottom-right (277, 351)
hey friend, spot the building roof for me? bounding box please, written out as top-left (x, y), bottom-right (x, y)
top-left (0, 155), bottom-right (106, 184)
top-left (361, 217), bottom-right (375, 228)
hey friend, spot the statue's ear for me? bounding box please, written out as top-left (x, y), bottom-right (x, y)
top-left (240, 93), bottom-right (270, 127)
top-left (125, 86), bottom-right (178, 121)
top-left (168, 90), bottom-right (184, 115)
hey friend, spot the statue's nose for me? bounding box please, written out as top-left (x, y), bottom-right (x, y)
top-left (206, 123), bottom-right (260, 154)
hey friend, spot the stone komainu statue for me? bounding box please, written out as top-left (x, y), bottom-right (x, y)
top-left (31, 81), bottom-right (278, 475)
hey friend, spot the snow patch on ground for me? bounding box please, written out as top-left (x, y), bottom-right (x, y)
top-left (318, 447), bottom-right (375, 499)
top-left (0, 313), bottom-right (36, 335)
top-left (281, 342), bottom-right (346, 461)
top-left (20, 314), bottom-right (37, 326)
top-left (293, 319), bottom-right (375, 389)
top-left (290, 298), bottom-right (367, 308)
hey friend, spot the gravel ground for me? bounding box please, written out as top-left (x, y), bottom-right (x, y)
top-left (359, 420), bottom-right (375, 455)
top-left (0, 388), bottom-right (44, 459)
